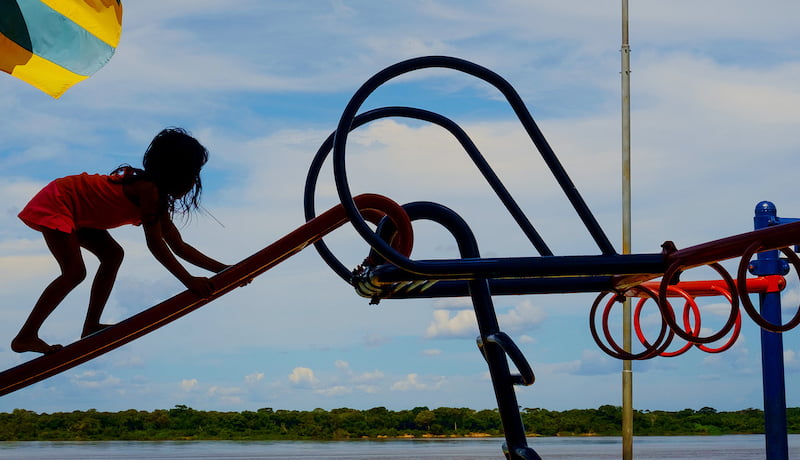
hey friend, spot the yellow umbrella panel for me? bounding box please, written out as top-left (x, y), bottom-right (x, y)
top-left (0, 0), bottom-right (123, 98)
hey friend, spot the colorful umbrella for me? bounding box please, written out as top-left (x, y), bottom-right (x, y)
top-left (0, 0), bottom-right (122, 98)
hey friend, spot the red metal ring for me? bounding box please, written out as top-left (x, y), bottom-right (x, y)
top-left (695, 285), bottom-right (741, 353)
top-left (663, 287), bottom-right (699, 357)
top-left (590, 289), bottom-right (667, 360)
top-left (634, 290), bottom-right (688, 358)
top-left (659, 262), bottom-right (739, 344)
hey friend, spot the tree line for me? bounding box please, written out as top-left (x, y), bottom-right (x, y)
top-left (1, 405), bottom-right (799, 441)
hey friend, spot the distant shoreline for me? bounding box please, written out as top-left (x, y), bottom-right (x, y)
top-left (1, 405), bottom-right (797, 441)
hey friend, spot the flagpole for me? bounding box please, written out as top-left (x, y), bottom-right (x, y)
top-left (621, 1), bottom-right (634, 459)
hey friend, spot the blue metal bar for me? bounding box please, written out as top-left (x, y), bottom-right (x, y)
top-left (482, 331), bottom-right (535, 386)
top-left (396, 200), bottom-right (541, 459)
top-left (354, 276), bottom-right (619, 300)
top-left (363, 252), bottom-right (665, 281)
top-left (752, 201), bottom-right (789, 460)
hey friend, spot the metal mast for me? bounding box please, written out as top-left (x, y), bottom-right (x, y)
top-left (621, 1), bottom-right (634, 459)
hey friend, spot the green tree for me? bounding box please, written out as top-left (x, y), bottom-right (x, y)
top-left (414, 410), bottom-right (435, 431)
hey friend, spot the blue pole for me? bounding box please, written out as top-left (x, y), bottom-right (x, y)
top-left (752, 201), bottom-right (789, 460)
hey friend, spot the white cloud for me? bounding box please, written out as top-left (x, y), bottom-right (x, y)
top-left (425, 309), bottom-right (477, 339)
top-left (278, 361), bottom-right (389, 398)
top-left (208, 386), bottom-right (241, 396)
top-left (390, 373), bottom-right (446, 391)
top-left (781, 288), bottom-right (800, 313)
top-left (546, 349), bottom-right (619, 377)
top-left (498, 299), bottom-right (547, 333)
top-left (0, 255), bottom-right (54, 292)
top-left (70, 370), bottom-right (122, 389)
top-left (432, 297), bottom-right (473, 310)
top-left (288, 367), bottom-right (318, 386)
top-left (424, 299), bottom-right (545, 339)
top-left (314, 385), bottom-right (352, 397)
top-left (785, 349), bottom-right (800, 373)
top-left (207, 386), bottom-right (243, 405)
top-left (701, 338), bottom-right (755, 376)
top-left (701, 301), bottom-right (738, 318)
top-left (391, 373), bottom-right (424, 391)
top-left (110, 354), bottom-right (145, 369)
top-left (181, 379), bottom-right (198, 391)
top-left (244, 372), bottom-right (264, 384)
top-left (354, 370), bottom-right (385, 383)
top-left (355, 385), bottom-right (380, 394)
top-left (335, 360), bottom-right (384, 383)
top-left (518, 335), bottom-right (535, 344)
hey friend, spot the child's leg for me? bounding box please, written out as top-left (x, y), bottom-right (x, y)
top-left (12, 229), bottom-right (86, 353)
top-left (77, 228), bottom-right (124, 337)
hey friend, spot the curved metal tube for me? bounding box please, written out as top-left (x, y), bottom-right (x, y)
top-left (658, 262), bottom-right (740, 344)
top-left (305, 105), bottom-right (557, 284)
top-left (377, 200), bottom-right (539, 459)
top-left (590, 288), bottom-right (671, 360)
top-left (481, 332), bottom-right (535, 386)
top-left (330, 56), bottom-right (616, 279)
top-left (737, 243), bottom-right (800, 332)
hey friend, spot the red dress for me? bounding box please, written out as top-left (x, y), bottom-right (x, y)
top-left (18, 173), bottom-right (142, 233)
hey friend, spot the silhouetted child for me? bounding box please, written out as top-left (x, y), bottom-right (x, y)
top-left (13, 127), bottom-right (229, 354)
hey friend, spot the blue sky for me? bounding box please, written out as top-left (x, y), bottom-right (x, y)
top-left (2, 0), bottom-right (800, 415)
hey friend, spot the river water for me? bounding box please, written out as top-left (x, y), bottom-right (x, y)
top-left (1, 435), bottom-right (798, 459)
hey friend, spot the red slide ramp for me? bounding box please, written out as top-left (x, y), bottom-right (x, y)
top-left (0, 194), bottom-right (412, 397)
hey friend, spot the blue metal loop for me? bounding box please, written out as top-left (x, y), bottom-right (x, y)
top-left (330, 56), bottom-right (616, 279)
top-left (304, 105), bottom-right (553, 283)
top-left (480, 332), bottom-right (535, 386)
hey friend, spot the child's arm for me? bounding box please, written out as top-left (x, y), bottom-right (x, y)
top-left (136, 182), bottom-right (220, 297)
top-left (143, 216), bottom-right (217, 297)
top-left (161, 217), bottom-right (229, 273)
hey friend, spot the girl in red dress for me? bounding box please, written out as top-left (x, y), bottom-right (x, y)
top-left (13, 127), bottom-right (229, 354)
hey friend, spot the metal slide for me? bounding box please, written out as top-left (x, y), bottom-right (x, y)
top-left (0, 194), bottom-right (413, 397)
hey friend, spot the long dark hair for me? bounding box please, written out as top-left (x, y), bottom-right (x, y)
top-left (112, 127), bottom-right (209, 216)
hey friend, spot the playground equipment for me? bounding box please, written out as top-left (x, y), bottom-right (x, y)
top-left (0, 194), bottom-right (413, 396)
top-left (2, 56), bottom-right (799, 459)
top-left (304, 56), bottom-right (800, 459)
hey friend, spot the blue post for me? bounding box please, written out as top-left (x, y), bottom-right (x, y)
top-left (751, 201), bottom-right (789, 460)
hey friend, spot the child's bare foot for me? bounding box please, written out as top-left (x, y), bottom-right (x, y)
top-left (11, 336), bottom-right (63, 354)
top-left (81, 323), bottom-right (113, 338)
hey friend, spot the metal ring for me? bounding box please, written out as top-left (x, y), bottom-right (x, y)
top-left (638, 285), bottom-right (696, 357)
top-left (659, 262), bottom-right (739, 344)
top-left (695, 285), bottom-right (741, 353)
top-left (590, 289), bottom-right (667, 360)
top-left (737, 243), bottom-right (800, 332)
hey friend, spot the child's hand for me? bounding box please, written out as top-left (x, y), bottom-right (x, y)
top-left (185, 276), bottom-right (215, 298)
